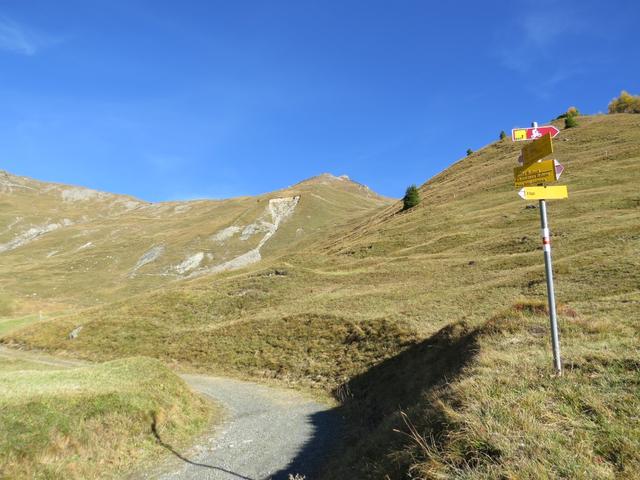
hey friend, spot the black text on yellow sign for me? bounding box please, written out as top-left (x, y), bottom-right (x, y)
top-left (514, 158), bottom-right (558, 187)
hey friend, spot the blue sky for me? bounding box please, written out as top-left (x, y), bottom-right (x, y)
top-left (0, 1), bottom-right (638, 201)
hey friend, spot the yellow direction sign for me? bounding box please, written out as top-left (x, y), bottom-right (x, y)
top-left (520, 133), bottom-right (553, 167)
top-left (518, 185), bottom-right (568, 200)
top-left (514, 158), bottom-right (557, 187)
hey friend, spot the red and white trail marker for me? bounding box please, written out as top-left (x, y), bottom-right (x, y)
top-left (512, 125), bottom-right (560, 142)
top-left (554, 160), bottom-right (564, 179)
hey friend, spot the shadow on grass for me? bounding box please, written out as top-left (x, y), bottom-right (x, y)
top-left (271, 321), bottom-right (480, 479)
top-left (151, 418), bottom-right (255, 480)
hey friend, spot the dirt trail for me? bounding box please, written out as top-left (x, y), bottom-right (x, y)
top-left (0, 346), bottom-right (339, 480)
top-left (149, 375), bottom-right (338, 480)
top-left (0, 345), bottom-right (88, 367)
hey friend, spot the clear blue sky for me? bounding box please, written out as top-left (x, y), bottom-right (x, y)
top-left (1, 1), bottom-right (638, 201)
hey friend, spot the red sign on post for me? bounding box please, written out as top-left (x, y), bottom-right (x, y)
top-left (512, 125), bottom-right (560, 142)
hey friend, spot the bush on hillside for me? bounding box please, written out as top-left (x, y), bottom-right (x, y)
top-left (402, 185), bottom-right (420, 210)
top-left (608, 90), bottom-right (640, 114)
top-left (466, 148), bottom-right (473, 156)
top-left (499, 131), bottom-right (507, 140)
top-left (565, 114), bottom-right (578, 128)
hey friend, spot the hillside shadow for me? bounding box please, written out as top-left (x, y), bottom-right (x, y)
top-left (339, 320), bottom-right (478, 426)
top-left (269, 321), bottom-right (480, 479)
top-left (266, 409), bottom-right (342, 480)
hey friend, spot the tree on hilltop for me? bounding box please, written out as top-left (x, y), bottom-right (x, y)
top-left (402, 185), bottom-right (420, 211)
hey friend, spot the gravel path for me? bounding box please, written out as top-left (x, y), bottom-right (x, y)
top-left (0, 347), bottom-right (339, 480)
top-left (151, 374), bottom-right (338, 480)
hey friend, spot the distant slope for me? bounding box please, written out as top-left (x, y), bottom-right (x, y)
top-left (9, 113), bottom-right (638, 371)
top-left (0, 171), bottom-right (390, 309)
top-left (5, 114), bottom-right (640, 478)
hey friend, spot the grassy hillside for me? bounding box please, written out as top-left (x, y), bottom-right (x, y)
top-left (0, 356), bottom-right (214, 479)
top-left (4, 114), bottom-right (639, 477)
top-left (319, 113), bottom-right (639, 478)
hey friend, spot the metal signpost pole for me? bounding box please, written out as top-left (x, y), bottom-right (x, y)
top-left (539, 198), bottom-right (562, 375)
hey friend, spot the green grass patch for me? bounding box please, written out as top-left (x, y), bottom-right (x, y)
top-left (0, 357), bottom-right (214, 479)
top-left (0, 314), bottom-right (41, 336)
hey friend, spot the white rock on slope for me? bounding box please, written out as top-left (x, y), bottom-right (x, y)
top-left (206, 248), bottom-right (263, 274)
top-left (0, 171), bottom-right (35, 193)
top-left (61, 188), bottom-right (105, 202)
top-left (174, 252), bottom-right (205, 274)
top-left (189, 196), bottom-right (300, 277)
top-left (77, 241), bottom-right (94, 251)
top-left (240, 221), bottom-right (271, 240)
top-left (211, 225), bottom-right (242, 243)
top-left (111, 198), bottom-right (143, 211)
top-left (129, 245), bottom-right (165, 277)
top-left (0, 220), bottom-right (73, 253)
top-left (173, 204), bottom-right (191, 214)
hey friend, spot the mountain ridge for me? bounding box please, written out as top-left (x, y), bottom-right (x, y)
top-left (0, 168), bottom-right (391, 309)
top-left (0, 169), bottom-right (389, 204)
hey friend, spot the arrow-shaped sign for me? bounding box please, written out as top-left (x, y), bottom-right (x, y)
top-left (512, 125), bottom-right (560, 142)
top-left (520, 133), bottom-right (554, 167)
top-left (514, 159), bottom-right (565, 186)
top-left (518, 185), bottom-right (568, 200)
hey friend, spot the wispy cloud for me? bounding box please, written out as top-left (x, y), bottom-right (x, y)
top-left (0, 15), bottom-right (57, 55)
top-left (494, 3), bottom-right (589, 74)
top-left (520, 11), bottom-right (587, 49)
top-left (491, 3), bottom-right (592, 100)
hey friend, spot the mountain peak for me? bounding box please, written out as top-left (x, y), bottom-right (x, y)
top-left (298, 172), bottom-right (349, 183)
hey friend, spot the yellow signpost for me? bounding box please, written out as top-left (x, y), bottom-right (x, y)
top-left (514, 158), bottom-right (557, 187)
top-left (512, 121), bottom-right (567, 375)
top-left (520, 133), bottom-right (553, 167)
top-left (517, 185), bottom-right (568, 200)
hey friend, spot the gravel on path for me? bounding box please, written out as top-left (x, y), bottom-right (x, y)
top-left (150, 374), bottom-right (339, 480)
